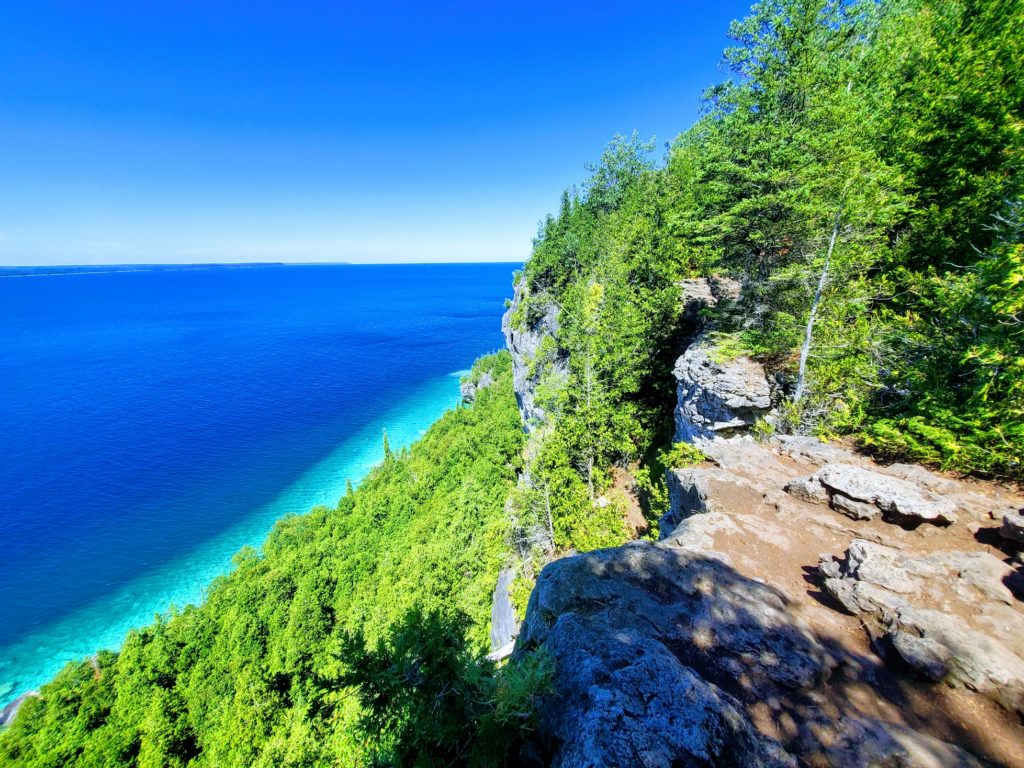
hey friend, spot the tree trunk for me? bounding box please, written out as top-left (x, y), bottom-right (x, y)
top-left (795, 207), bottom-right (843, 404)
top-left (544, 486), bottom-right (555, 553)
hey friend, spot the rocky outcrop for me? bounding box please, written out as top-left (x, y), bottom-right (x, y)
top-left (660, 466), bottom-right (769, 539)
top-left (517, 541), bottom-right (985, 768)
top-left (673, 340), bottom-right (773, 443)
top-left (1001, 509), bottom-right (1024, 543)
top-left (516, 437), bottom-right (1024, 767)
top-left (785, 463), bottom-right (959, 526)
top-left (820, 539), bottom-right (1024, 714)
top-left (500, 268), bottom-right (1024, 764)
top-left (489, 566), bottom-right (518, 657)
top-left (516, 543), bottom-right (814, 768)
top-left (671, 276), bottom-right (774, 443)
top-left (502, 278), bottom-right (568, 431)
top-left (460, 370), bottom-right (494, 404)
top-left (679, 275), bottom-right (741, 327)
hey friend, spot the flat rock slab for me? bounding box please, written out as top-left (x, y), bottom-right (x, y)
top-left (786, 463), bottom-right (958, 526)
top-left (821, 539), bottom-right (1024, 714)
top-left (661, 466), bottom-right (769, 538)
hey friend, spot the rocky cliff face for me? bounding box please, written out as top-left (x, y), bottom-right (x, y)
top-left (489, 279), bottom-right (569, 658)
top-left (516, 436), bottom-right (1024, 767)
top-left (501, 278), bottom-right (568, 431)
top-left (672, 277), bottom-right (776, 443)
top-left (673, 340), bottom-right (774, 442)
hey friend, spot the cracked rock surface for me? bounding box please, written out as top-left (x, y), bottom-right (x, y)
top-left (516, 437), bottom-right (1024, 767)
top-left (821, 539), bottom-right (1024, 713)
top-left (785, 463), bottom-right (959, 526)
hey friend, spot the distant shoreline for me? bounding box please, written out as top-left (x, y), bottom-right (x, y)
top-left (0, 263), bottom-right (288, 278)
top-left (0, 261), bottom-right (522, 278)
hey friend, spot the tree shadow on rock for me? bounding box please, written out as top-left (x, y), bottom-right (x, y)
top-left (514, 542), bottom-right (1015, 767)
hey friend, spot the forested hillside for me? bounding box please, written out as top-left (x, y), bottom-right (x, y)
top-left (0, 355), bottom-right (541, 766)
top-left (515, 0), bottom-right (1022, 508)
top-left (2, 0), bottom-right (1021, 765)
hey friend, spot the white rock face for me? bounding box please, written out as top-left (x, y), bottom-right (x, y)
top-left (673, 340), bottom-right (773, 443)
top-left (501, 278), bottom-right (567, 431)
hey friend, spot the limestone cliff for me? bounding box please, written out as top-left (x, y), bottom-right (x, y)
top-left (501, 277), bottom-right (568, 432)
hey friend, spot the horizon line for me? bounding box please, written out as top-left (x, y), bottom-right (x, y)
top-left (0, 260), bottom-right (525, 270)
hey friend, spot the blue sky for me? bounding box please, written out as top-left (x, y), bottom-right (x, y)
top-left (0, 1), bottom-right (752, 265)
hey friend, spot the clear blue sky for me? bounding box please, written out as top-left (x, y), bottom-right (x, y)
top-left (0, 1), bottom-right (752, 265)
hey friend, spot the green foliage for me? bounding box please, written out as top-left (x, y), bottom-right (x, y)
top-left (509, 575), bottom-right (535, 619)
top-left (340, 608), bottom-right (552, 768)
top-left (752, 418), bottom-right (776, 443)
top-left (518, 0), bottom-right (1023, 481)
top-left (705, 331), bottom-right (756, 364)
top-left (0, 354), bottom-right (525, 766)
top-left (534, 434), bottom-right (623, 550)
top-left (659, 443), bottom-right (707, 470)
top-left (629, 442), bottom-right (707, 537)
top-left (861, 206), bottom-right (1024, 476)
top-left (462, 350), bottom-right (512, 391)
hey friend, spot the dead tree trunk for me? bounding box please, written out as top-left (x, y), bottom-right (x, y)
top-left (794, 207), bottom-right (843, 404)
top-left (543, 485), bottom-right (555, 554)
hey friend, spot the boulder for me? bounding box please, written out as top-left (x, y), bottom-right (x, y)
top-left (673, 340), bottom-right (773, 443)
top-left (516, 542), bottom-right (981, 767)
top-left (890, 631), bottom-right (952, 682)
top-left (515, 543), bottom-right (825, 766)
top-left (532, 614), bottom-right (796, 768)
top-left (897, 608), bottom-right (1024, 714)
top-left (820, 540), bottom-right (1024, 714)
top-left (786, 463), bottom-right (958, 526)
top-left (1000, 510), bottom-right (1024, 543)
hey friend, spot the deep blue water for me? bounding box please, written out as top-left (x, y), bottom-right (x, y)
top-left (0, 262), bottom-right (515, 705)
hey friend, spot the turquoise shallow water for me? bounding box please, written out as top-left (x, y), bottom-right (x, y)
top-left (0, 263), bottom-right (514, 706)
top-left (0, 373), bottom-right (460, 704)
